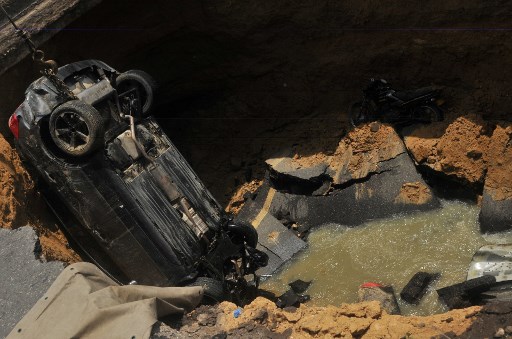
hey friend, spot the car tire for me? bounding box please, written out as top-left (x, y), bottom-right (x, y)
top-left (227, 222), bottom-right (258, 248)
top-left (116, 70), bottom-right (157, 116)
top-left (189, 277), bottom-right (227, 304)
top-left (49, 100), bottom-right (104, 157)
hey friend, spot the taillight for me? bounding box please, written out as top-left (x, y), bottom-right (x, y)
top-left (8, 114), bottom-right (19, 139)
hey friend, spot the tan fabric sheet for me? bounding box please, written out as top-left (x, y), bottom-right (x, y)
top-left (7, 262), bottom-right (203, 339)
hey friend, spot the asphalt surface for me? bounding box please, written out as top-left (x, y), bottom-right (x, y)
top-left (0, 226), bottom-right (63, 338)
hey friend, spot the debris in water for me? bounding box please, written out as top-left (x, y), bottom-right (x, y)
top-left (437, 275), bottom-right (496, 309)
top-left (358, 282), bottom-right (401, 315)
top-left (276, 289), bottom-right (310, 309)
top-left (288, 279), bottom-right (312, 294)
top-left (400, 272), bottom-right (440, 305)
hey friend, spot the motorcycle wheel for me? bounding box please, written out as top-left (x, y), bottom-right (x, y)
top-left (349, 101), bottom-right (375, 127)
top-left (414, 105), bottom-right (443, 123)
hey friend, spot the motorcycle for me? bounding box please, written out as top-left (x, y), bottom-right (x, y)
top-left (349, 78), bottom-right (444, 127)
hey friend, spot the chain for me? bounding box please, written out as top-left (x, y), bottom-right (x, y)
top-left (1, 3), bottom-right (75, 100)
top-left (42, 68), bottom-right (76, 101)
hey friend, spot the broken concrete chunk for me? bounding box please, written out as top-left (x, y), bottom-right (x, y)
top-left (330, 124), bottom-right (406, 185)
top-left (275, 289), bottom-right (310, 309)
top-left (266, 157), bottom-right (329, 181)
top-left (358, 283), bottom-right (401, 315)
top-left (437, 275), bottom-right (497, 310)
top-left (260, 124), bottom-right (439, 228)
top-left (400, 272), bottom-right (440, 305)
top-left (235, 184), bottom-right (307, 276)
top-left (266, 124), bottom-right (408, 187)
top-left (269, 154), bottom-right (439, 228)
top-left (288, 279), bottom-right (312, 294)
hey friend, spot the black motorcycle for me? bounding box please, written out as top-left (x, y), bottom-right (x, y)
top-left (349, 79), bottom-right (443, 127)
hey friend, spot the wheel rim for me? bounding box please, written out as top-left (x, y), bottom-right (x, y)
top-left (53, 111), bottom-right (90, 151)
top-left (118, 80), bottom-right (148, 113)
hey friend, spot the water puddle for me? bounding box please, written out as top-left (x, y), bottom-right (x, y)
top-left (262, 200), bottom-right (512, 316)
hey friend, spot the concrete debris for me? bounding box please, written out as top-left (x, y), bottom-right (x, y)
top-left (400, 272), bottom-right (440, 305)
top-left (288, 279), bottom-right (312, 294)
top-left (357, 283), bottom-right (401, 315)
top-left (437, 275), bottom-right (497, 310)
top-left (263, 124), bottom-right (439, 230)
top-left (275, 289), bottom-right (310, 309)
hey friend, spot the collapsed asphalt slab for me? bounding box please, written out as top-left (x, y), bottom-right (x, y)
top-left (265, 123), bottom-right (440, 228)
top-left (236, 123), bottom-right (440, 275)
top-left (0, 226), bottom-right (64, 338)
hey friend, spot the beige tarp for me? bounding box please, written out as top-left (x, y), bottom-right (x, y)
top-left (7, 262), bottom-right (203, 339)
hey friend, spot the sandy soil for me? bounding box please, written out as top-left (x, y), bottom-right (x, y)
top-left (216, 297), bottom-right (479, 338)
top-left (0, 134), bottom-right (79, 263)
top-left (394, 182), bottom-right (433, 205)
top-left (403, 114), bottom-right (493, 185)
top-left (225, 179), bottom-right (263, 215)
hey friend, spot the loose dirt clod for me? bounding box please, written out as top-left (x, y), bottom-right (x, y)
top-left (403, 114), bottom-right (495, 185)
top-left (394, 182), bottom-right (433, 205)
top-left (225, 179), bottom-right (263, 215)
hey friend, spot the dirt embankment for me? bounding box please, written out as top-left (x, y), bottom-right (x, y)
top-left (218, 297), bottom-right (479, 338)
top-left (403, 114), bottom-right (512, 198)
top-left (0, 134), bottom-right (79, 263)
top-left (154, 297), bottom-right (485, 338)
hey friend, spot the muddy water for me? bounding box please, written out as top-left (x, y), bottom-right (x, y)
top-left (262, 200), bottom-right (508, 316)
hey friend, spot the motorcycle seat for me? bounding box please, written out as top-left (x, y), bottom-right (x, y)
top-left (393, 86), bottom-right (437, 102)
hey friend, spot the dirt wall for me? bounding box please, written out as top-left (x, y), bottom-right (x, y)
top-left (1, 0), bottom-right (511, 205)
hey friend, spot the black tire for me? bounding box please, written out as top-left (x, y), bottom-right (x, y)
top-left (189, 277), bottom-right (227, 304)
top-left (49, 100), bottom-right (104, 157)
top-left (349, 101), bottom-right (375, 127)
top-left (116, 70), bottom-right (157, 116)
top-left (227, 222), bottom-right (258, 248)
top-left (414, 105), bottom-right (443, 123)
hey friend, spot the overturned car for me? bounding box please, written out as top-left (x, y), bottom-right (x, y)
top-left (8, 60), bottom-right (267, 303)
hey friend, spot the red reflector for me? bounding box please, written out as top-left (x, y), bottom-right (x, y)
top-left (8, 114), bottom-right (19, 139)
top-left (360, 282), bottom-right (383, 288)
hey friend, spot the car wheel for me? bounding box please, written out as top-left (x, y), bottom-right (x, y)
top-left (188, 277), bottom-right (227, 304)
top-left (49, 100), bottom-right (104, 157)
top-left (116, 70), bottom-right (157, 117)
top-left (227, 222), bottom-right (258, 248)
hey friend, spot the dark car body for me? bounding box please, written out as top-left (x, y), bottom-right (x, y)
top-left (10, 60), bottom-right (265, 297)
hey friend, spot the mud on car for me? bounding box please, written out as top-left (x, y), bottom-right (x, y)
top-left (8, 60), bottom-right (268, 303)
